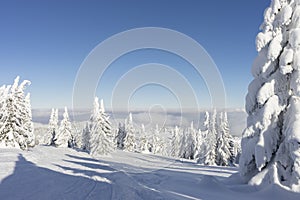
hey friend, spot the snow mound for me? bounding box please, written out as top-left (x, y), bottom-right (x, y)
top-left (198, 175), bottom-right (229, 192)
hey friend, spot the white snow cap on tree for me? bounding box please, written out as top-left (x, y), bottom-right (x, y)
top-left (99, 98), bottom-right (105, 113)
top-left (240, 0), bottom-right (300, 191)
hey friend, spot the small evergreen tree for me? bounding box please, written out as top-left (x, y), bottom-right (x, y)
top-left (171, 126), bottom-right (181, 157)
top-left (139, 124), bottom-right (150, 153)
top-left (89, 98), bottom-right (114, 156)
top-left (206, 110), bottom-right (218, 165)
top-left (186, 121), bottom-right (197, 159)
top-left (45, 108), bottom-right (59, 145)
top-left (179, 130), bottom-right (187, 158)
top-left (116, 122), bottom-right (126, 150)
top-left (81, 122), bottom-right (91, 151)
top-left (152, 125), bottom-right (167, 155)
top-left (24, 93), bottom-right (35, 147)
top-left (123, 113), bottom-right (136, 152)
top-left (216, 112), bottom-right (233, 166)
top-left (194, 128), bottom-right (203, 160)
top-left (55, 107), bottom-right (72, 147)
top-left (197, 110), bottom-right (217, 165)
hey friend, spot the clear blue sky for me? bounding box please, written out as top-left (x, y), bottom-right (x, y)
top-left (0, 0), bottom-right (270, 109)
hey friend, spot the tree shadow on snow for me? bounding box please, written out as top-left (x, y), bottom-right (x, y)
top-left (0, 153), bottom-right (169, 200)
top-left (0, 154), bottom-right (112, 200)
top-left (65, 153), bottom-right (300, 200)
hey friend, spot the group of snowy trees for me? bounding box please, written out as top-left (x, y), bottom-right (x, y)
top-left (44, 107), bottom-right (74, 148)
top-left (114, 110), bottom-right (240, 166)
top-left (173, 111), bottom-right (240, 166)
top-left (115, 114), bottom-right (168, 155)
top-left (45, 97), bottom-right (114, 157)
top-left (0, 77), bottom-right (35, 150)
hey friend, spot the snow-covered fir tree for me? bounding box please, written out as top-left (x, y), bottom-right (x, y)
top-left (197, 110), bottom-right (217, 165)
top-left (116, 122), bottom-right (126, 150)
top-left (0, 86), bottom-right (7, 114)
top-left (71, 123), bottom-right (83, 149)
top-left (160, 127), bottom-right (169, 156)
top-left (45, 108), bottom-right (59, 145)
top-left (231, 136), bottom-right (241, 164)
top-left (0, 86), bottom-right (8, 140)
top-left (152, 124), bottom-right (164, 155)
top-left (99, 99), bottom-right (115, 152)
top-left (196, 112), bottom-right (210, 163)
top-left (81, 122), bottom-right (91, 151)
top-left (181, 122), bottom-right (197, 159)
top-left (171, 126), bottom-right (181, 157)
top-left (15, 77), bottom-right (35, 149)
top-left (55, 107), bottom-right (73, 148)
top-left (89, 98), bottom-right (114, 156)
top-left (123, 113), bottom-right (136, 152)
top-left (178, 128), bottom-right (187, 158)
top-left (139, 124), bottom-right (150, 153)
top-left (240, 0), bottom-right (300, 191)
top-left (194, 128), bottom-right (203, 160)
top-left (189, 121), bottom-right (198, 159)
top-left (196, 112), bottom-right (209, 164)
top-left (24, 93), bottom-right (35, 147)
top-left (205, 110), bottom-right (218, 165)
top-left (216, 112), bottom-right (233, 166)
top-left (0, 77), bottom-right (35, 150)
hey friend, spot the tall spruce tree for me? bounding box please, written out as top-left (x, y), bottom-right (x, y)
top-left (45, 108), bottom-right (59, 145)
top-left (240, 0), bottom-right (300, 191)
top-left (0, 77), bottom-right (35, 150)
top-left (55, 107), bottom-right (72, 147)
top-left (123, 113), bottom-right (136, 152)
top-left (89, 98), bottom-right (114, 156)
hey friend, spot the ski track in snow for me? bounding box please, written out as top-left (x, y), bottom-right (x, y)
top-left (0, 146), bottom-right (299, 200)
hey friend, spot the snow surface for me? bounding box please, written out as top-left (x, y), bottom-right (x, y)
top-left (1, 146), bottom-right (299, 200)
